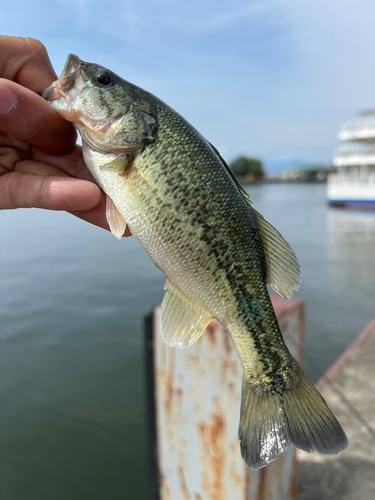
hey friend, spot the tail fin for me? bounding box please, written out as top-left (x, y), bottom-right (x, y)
top-left (239, 363), bottom-right (348, 470)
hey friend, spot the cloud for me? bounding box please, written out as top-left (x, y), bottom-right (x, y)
top-left (2, 0), bottom-right (375, 167)
top-left (153, 0), bottom-right (288, 32)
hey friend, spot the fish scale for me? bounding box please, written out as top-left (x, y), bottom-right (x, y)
top-left (133, 106), bottom-right (254, 311)
top-left (43, 54), bottom-right (348, 470)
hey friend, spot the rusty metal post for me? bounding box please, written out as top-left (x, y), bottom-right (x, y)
top-left (146, 296), bottom-right (303, 500)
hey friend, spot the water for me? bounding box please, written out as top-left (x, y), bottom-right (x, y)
top-left (0, 184), bottom-right (374, 499)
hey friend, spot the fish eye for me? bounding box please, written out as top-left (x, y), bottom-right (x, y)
top-left (95, 73), bottom-right (112, 86)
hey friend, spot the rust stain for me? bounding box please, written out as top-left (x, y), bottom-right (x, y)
top-left (210, 413), bottom-right (224, 443)
top-left (164, 373), bottom-right (183, 422)
top-left (206, 323), bottom-right (216, 345)
top-left (178, 465), bottom-right (191, 500)
top-left (220, 355), bottom-right (229, 383)
top-left (163, 346), bottom-right (176, 419)
top-left (198, 407), bottom-right (226, 500)
top-left (159, 474), bottom-right (170, 500)
top-left (201, 470), bottom-right (209, 494)
top-left (198, 421), bottom-right (210, 456)
top-left (176, 387), bottom-right (183, 404)
top-left (174, 410), bottom-right (183, 425)
top-left (223, 330), bottom-right (233, 353)
top-left (164, 373), bottom-right (174, 417)
top-left (211, 413), bottom-right (225, 500)
top-left (191, 354), bottom-right (200, 366)
top-left (229, 462), bottom-right (243, 486)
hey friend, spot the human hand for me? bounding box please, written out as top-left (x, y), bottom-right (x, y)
top-left (0, 35), bottom-right (130, 235)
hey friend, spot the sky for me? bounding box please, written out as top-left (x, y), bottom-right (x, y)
top-left (2, 0), bottom-right (375, 172)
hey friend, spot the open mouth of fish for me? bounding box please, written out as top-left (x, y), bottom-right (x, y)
top-left (40, 54), bottom-right (91, 125)
top-left (41, 54), bottom-right (83, 102)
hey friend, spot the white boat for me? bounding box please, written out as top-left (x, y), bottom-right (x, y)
top-left (327, 110), bottom-right (375, 209)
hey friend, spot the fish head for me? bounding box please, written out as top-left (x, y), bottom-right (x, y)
top-left (42, 54), bottom-right (157, 153)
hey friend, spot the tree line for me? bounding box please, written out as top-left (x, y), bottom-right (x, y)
top-left (230, 156), bottom-right (264, 178)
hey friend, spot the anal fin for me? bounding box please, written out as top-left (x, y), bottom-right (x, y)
top-left (161, 280), bottom-right (212, 348)
top-left (106, 196), bottom-right (126, 240)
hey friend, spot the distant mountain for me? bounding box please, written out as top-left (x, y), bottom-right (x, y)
top-left (263, 159), bottom-right (326, 174)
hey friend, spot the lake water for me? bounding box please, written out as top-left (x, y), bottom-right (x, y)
top-left (1, 183), bottom-right (374, 499)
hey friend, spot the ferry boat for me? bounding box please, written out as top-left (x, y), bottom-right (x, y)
top-left (327, 110), bottom-right (375, 209)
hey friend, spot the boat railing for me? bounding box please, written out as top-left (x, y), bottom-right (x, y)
top-left (334, 146), bottom-right (375, 157)
top-left (328, 171), bottom-right (375, 185)
top-left (338, 121), bottom-right (375, 141)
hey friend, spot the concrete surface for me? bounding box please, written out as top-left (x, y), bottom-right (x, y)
top-left (297, 318), bottom-right (375, 500)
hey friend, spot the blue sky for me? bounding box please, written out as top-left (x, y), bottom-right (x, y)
top-left (2, 0), bottom-right (375, 171)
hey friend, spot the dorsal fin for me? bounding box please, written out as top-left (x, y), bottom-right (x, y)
top-left (209, 142), bottom-right (300, 299)
top-left (209, 142), bottom-right (252, 206)
top-left (252, 208), bottom-right (301, 299)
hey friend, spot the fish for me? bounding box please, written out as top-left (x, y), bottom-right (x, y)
top-left (42, 54), bottom-right (348, 469)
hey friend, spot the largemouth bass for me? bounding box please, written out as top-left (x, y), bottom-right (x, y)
top-left (42, 54), bottom-right (348, 469)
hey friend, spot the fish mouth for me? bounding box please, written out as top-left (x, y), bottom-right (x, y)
top-left (59, 54), bottom-right (82, 91)
top-left (41, 54), bottom-right (83, 101)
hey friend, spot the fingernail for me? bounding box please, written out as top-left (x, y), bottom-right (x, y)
top-left (0, 84), bottom-right (17, 115)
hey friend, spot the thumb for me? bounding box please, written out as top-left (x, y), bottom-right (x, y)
top-left (0, 80), bottom-right (76, 155)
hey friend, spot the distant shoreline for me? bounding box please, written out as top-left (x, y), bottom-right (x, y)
top-left (236, 176), bottom-right (328, 184)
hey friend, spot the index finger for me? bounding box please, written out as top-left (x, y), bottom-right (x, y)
top-left (0, 36), bottom-right (57, 93)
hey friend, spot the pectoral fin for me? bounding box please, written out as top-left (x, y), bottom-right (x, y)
top-left (100, 156), bottom-right (129, 174)
top-left (161, 281), bottom-right (212, 348)
top-left (106, 196), bottom-right (126, 240)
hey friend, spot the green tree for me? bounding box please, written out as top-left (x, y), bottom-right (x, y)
top-left (230, 156), bottom-right (264, 177)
